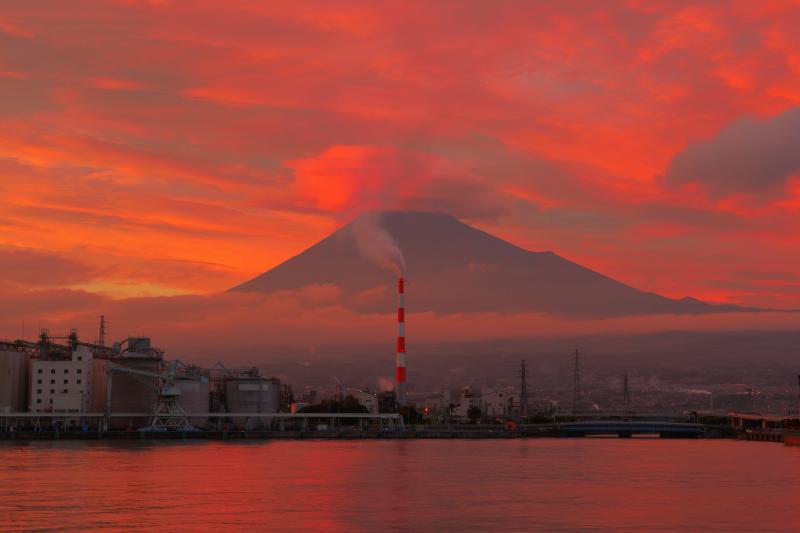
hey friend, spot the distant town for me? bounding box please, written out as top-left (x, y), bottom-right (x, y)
top-left (2, 316), bottom-right (799, 443)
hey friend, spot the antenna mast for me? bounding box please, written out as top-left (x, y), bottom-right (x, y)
top-left (519, 360), bottom-right (529, 418)
top-left (572, 349), bottom-right (581, 414)
top-left (623, 372), bottom-right (631, 416)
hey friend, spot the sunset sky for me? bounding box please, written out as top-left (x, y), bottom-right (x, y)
top-left (2, 1), bottom-right (800, 351)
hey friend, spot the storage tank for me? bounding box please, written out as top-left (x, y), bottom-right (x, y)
top-left (108, 356), bottom-right (160, 429)
top-left (174, 376), bottom-right (210, 427)
top-left (225, 377), bottom-right (280, 429)
top-left (225, 377), bottom-right (279, 413)
top-left (0, 349), bottom-right (29, 413)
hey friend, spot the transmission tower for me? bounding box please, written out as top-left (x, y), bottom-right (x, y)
top-left (519, 360), bottom-right (529, 418)
top-left (572, 349), bottom-right (581, 414)
top-left (623, 372), bottom-right (631, 415)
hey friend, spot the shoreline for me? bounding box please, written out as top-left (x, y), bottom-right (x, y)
top-left (0, 427), bottom-right (737, 441)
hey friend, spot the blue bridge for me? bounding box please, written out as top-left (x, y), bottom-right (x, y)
top-left (562, 421), bottom-right (705, 438)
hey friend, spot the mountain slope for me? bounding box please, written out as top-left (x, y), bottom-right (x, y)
top-left (231, 211), bottom-right (749, 317)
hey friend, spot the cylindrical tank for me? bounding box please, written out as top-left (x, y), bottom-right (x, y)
top-left (224, 377), bottom-right (279, 429)
top-left (0, 350), bottom-right (29, 413)
top-left (108, 356), bottom-right (160, 429)
top-left (174, 376), bottom-right (210, 427)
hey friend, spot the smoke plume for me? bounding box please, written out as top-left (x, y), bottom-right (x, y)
top-left (351, 212), bottom-right (405, 275)
top-left (377, 376), bottom-right (395, 392)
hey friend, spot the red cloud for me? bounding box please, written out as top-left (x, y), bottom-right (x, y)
top-left (0, 0), bottom-right (799, 312)
top-left (288, 145), bottom-right (513, 219)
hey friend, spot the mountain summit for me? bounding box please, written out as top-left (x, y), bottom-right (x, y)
top-left (232, 211), bottom-right (745, 317)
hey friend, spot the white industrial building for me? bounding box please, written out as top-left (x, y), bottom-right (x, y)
top-left (414, 389), bottom-right (453, 416)
top-left (29, 346), bottom-right (106, 414)
top-left (480, 387), bottom-right (515, 418)
top-left (452, 387), bottom-right (478, 420)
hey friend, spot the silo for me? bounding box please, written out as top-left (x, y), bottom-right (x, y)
top-left (224, 377), bottom-right (280, 429)
top-left (174, 376), bottom-right (210, 427)
top-left (0, 349), bottom-right (29, 413)
top-left (225, 377), bottom-right (279, 413)
top-left (108, 356), bottom-right (160, 429)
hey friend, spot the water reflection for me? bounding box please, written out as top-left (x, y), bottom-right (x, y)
top-left (1, 439), bottom-right (799, 531)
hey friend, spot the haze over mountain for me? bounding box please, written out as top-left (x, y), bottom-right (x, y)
top-left (232, 211), bottom-right (750, 318)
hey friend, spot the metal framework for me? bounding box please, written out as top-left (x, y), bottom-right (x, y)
top-left (518, 360), bottom-right (529, 418)
top-left (571, 349), bottom-right (581, 414)
top-left (105, 363), bottom-right (195, 431)
top-left (0, 412), bottom-right (405, 432)
top-left (623, 372), bottom-right (631, 416)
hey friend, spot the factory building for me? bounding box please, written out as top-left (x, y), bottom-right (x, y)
top-left (378, 390), bottom-right (397, 413)
top-left (452, 387), bottom-right (479, 421)
top-left (2, 326), bottom-right (293, 431)
top-left (347, 389), bottom-right (379, 414)
top-left (174, 374), bottom-right (210, 427)
top-left (106, 337), bottom-right (163, 429)
top-left (414, 389), bottom-right (452, 417)
top-left (480, 388), bottom-right (515, 418)
top-left (1, 348), bottom-right (30, 413)
top-left (29, 345), bottom-right (107, 415)
top-left (208, 365), bottom-right (280, 414)
top-left (224, 376), bottom-right (279, 414)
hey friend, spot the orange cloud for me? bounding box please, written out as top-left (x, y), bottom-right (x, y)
top-left (0, 0), bottom-right (799, 313)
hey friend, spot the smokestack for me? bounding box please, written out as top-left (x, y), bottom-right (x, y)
top-left (396, 276), bottom-right (406, 406)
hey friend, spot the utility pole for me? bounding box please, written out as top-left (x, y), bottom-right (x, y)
top-left (623, 372), bottom-right (631, 416)
top-left (256, 368), bottom-right (263, 415)
top-left (519, 360), bottom-right (529, 418)
top-left (572, 349), bottom-right (581, 414)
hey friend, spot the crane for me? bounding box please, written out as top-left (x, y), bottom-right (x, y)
top-left (104, 362), bottom-right (196, 432)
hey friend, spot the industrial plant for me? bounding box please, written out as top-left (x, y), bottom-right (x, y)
top-left (1, 306), bottom-right (798, 443)
top-left (0, 317), bottom-right (406, 435)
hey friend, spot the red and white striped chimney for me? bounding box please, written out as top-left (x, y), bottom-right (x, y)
top-left (396, 276), bottom-right (407, 406)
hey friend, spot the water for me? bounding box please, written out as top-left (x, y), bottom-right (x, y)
top-left (1, 439), bottom-right (799, 532)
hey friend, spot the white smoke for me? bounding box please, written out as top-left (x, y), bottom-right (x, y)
top-left (351, 212), bottom-right (405, 275)
top-left (377, 376), bottom-right (394, 392)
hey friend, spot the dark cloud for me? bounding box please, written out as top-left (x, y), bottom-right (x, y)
top-left (0, 246), bottom-right (97, 287)
top-left (1, 282), bottom-right (795, 367)
top-left (666, 107), bottom-right (800, 196)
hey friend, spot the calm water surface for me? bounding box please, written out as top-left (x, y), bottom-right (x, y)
top-left (1, 439), bottom-right (799, 532)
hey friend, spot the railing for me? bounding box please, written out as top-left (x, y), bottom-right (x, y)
top-left (561, 421), bottom-right (705, 436)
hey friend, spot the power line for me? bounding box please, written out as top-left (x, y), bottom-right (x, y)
top-left (519, 360), bottom-right (529, 418)
top-left (572, 349), bottom-right (581, 414)
top-left (623, 372), bottom-right (631, 415)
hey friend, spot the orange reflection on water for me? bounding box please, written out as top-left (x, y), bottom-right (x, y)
top-left (1, 439), bottom-right (799, 531)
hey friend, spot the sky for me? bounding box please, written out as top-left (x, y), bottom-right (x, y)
top-left (1, 1), bottom-right (800, 354)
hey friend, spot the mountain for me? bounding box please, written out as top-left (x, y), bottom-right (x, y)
top-left (231, 211), bottom-right (751, 317)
